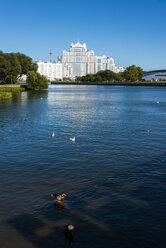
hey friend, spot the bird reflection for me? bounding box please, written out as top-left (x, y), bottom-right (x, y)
top-left (64, 225), bottom-right (74, 246)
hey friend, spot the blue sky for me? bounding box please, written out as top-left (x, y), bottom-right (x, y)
top-left (0, 0), bottom-right (166, 70)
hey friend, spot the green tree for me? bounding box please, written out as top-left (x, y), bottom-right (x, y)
top-left (115, 72), bottom-right (124, 81)
top-left (27, 71), bottom-right (48, 90)
top-left (94, 75), bottom-right (102, 82)
top-left (137, 66), bottom-right (144, 80)
top-left (85, 74), bottom-right (95, 82)
top-left (16, 53), bottom-right (38, 76)
top-left (76, 76), bottom-right (82, 82)
top-left (96, 70), bottom-right (116, 81)
top-left (9, 53), bottom-right (21, 83)
top-left (123, 65), bottom-right (143, 81)
top-left (0, 51), bottom-right (38, 84)
top-left (2, 53), bottom-right (21, 83)
top-left (0, 55), bottom-right (10, 83)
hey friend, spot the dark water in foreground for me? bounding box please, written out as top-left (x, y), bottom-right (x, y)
top-left (0, 85), bottom-right (166, 248)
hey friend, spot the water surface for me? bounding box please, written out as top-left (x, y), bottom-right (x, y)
top-left (0, 85), bottom-right (166, 248)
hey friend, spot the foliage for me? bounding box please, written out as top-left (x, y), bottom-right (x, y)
top-left (123, 65), bottom-right (143, 81)
top-left (0, 86), bottom-right (25, 102)
top-left (76, 70), bottom-right (117, 82)
top-left (0, 55), bottom-right (11, 83)
top-left (27, 71), bottom-right (48, 90)
top-left (0, 51), bottom-right (38, 84)
top-left (4, 53), bottom-right (22, 83)
top-left (115, 72), bottom-right (124, 81)
top-left (96, 70), bottom-right (116, 81)
top-left (63, 77), bottom-right (73, 81)
top-left (76, 65), bottom-right (143, 83)
top-left (15, 53), bottom-right (38, 76)
top-left (0, 92), bottom-right (12, 100)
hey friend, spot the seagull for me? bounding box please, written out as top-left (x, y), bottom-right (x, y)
top-left (70, 136), bottom-right (75, 142)
top-left (51, 132), bottom-right (55, 138)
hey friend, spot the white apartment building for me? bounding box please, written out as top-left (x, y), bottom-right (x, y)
top-left (58, 42), bottom-right (96, 78)
top-left (37, 61), bottom-right (62, 81)
top-left (59, 42), bottom-right (124, 78)
top-left (116, 66), bottom-right (125, 73)
top-left (95, 55), bottom-right (116, 72)
top-left (37, 42), bottom-right (124, 80)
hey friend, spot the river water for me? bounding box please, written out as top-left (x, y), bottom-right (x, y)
top-left (0, 85), bottom-right (166, 248)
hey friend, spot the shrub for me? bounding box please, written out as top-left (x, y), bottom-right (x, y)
top-left (27, 71), bottom-right (48, 90)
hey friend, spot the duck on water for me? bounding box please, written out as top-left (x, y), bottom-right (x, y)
top-left (51, 192), bottom-right (67, 206)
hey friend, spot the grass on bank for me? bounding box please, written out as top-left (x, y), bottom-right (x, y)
top-left (0, 87), bottom-right (25, 92)
top-left (0, 87), bottom-right (25, 101)
top-left (0, 92), bottom-right (12, 100)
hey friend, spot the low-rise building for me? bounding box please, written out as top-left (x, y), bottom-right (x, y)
top-left (143, 70), bottom-right (166, 81)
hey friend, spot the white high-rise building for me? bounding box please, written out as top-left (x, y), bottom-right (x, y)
top-left (59, 42), bottom-right (124, 78)
top-left (58, 42), bottom-right (96, 78)
top-left (37, 42), bottom-right (124, 80)
top-left (95, 55), bottom-right (116, 72)
top-left (37, 61), bottom-right (62, 81)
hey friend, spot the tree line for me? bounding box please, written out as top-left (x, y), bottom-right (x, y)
top-left (76, 65), bottom-right (144, 83)
top-left (0, 51), bottom-right (48, 89)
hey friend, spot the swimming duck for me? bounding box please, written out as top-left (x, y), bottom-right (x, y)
top-left (66, 225), bottom-right (75, 231)
top-left (145, 129), bottom-right (151, 132)
top-left (51, 192), bottom-right (67, 201)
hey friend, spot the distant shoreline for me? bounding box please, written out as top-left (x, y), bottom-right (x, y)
top-left (51, 81), bottom-right (166, 87)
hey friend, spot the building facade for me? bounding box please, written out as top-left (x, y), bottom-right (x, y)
top-left (37, 42), bottom-right (124, 80)
top-left (142, 70), bottom-right (166, 81)
top-left (59, 42), bottom-right (124, 78)
top-left (59, 42), bottom-right (96, 78)
top-left (37, 61), bottom-right (62, 81)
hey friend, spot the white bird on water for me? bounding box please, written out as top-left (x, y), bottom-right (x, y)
top-left (156, 101), bottom-right (160, 104)
top-left (51, 132), bottom-right (55, 138)
top-left (70, 136), bottom-right (75, 143)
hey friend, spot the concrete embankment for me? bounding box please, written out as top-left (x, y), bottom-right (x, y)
top-left (51, 81), bottom-right (166, 87)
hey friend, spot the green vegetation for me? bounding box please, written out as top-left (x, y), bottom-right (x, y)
top-left (0, 87), bottom-right (25, 102)
top-left (0, 51), bottom-right (38, 84)
top-left (0, 50), bottom-right (48, 90)
top-left (27, 71), bottom-right (48, 90)
top-left (123, 65), bottom-right (143, 81)
top-left (76, 65), bottom-right (144, 83)
top-left (0, 92), bottom-right (12, 100)
top-left (0, 87), bottom-right (25, 92)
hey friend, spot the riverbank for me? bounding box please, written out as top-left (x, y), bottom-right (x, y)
top-left (51, 81), bottom-right (166, 86)
top-left (0, 92), bottom-right (12, 100)
top-left (0, 87), bottom-right (25, 92)
top-left (0, 84), bottom-right (21, 88)
top-left (0, 86), bottom-right (25, 101)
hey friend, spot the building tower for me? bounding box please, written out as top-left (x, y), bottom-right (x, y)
top-left (49, 51), bottom-right (53, 62)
